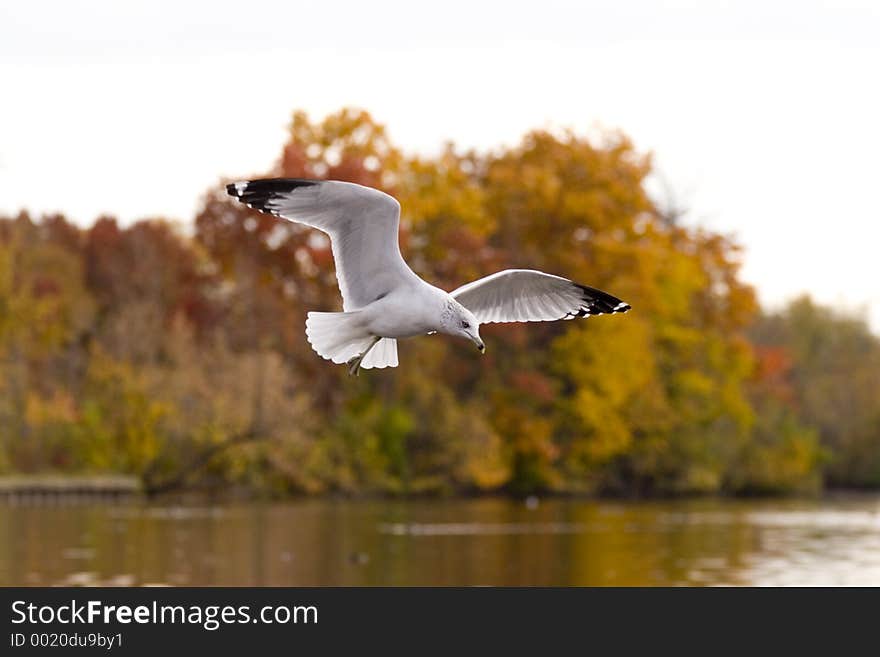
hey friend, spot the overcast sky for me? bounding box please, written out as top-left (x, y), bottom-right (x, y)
top-left (2, 0), bottom-right (878, 328)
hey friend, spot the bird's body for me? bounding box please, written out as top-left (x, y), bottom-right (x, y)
top-left (353, 282), bottom-right (449, 339)
top-left (227, 178), bottom-right (630, 374)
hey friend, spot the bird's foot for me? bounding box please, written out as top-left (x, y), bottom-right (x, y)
top-left (347, 353), bottom-right (364, 377)
top-left (347, 337), bottom-right (380, 377)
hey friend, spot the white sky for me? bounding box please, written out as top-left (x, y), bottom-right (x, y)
top-left (2, 1), bottom-right (879, 329)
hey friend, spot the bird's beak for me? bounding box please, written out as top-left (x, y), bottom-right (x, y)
top-left (473, 336), bottom-right (485, 354)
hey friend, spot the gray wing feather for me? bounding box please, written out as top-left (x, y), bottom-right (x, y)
top-left (450, 269), bottom-right (630, 324)
top-left (227, 179), bottom-right (419, 311)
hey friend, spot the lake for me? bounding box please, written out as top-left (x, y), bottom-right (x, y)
top-left (1, 495), bottom-right (879, 586)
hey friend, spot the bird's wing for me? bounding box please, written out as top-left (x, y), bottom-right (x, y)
top-left (450, 269), bottom-right (630, 324)
top-left (227, 178), bottom-right (418, 311)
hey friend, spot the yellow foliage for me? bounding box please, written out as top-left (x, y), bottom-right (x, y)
top-left (0, 107), bottom-right (842, 497)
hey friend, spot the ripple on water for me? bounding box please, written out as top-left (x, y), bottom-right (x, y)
top-left (3, 496), bottom-right (879, 585)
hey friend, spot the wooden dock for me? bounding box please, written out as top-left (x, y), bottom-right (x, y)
top-left (0, 475), bottom-right (141, 503)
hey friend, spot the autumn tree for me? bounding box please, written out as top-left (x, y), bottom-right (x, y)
top-left (1, 107), bottom-right (862, 497)
top-left (751, 297), bottom-right (880, 487)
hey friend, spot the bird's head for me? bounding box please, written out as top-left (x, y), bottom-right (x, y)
top-left (441, 300), bottom-right (484, 353)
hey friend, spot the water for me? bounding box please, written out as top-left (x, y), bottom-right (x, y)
top-left (1, 495), bottom-right (879, 586)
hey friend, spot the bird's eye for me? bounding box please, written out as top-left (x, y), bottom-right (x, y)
top-left (461, 321), bottom-right (470, 329)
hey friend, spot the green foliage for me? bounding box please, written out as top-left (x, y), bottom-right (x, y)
top-left (750, 297), bottom-right (880, 487)
top-left (0, 108), bottom-right (875, 495)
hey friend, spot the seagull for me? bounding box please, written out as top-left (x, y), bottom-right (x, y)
top-left (227, 179), bottom-right (631, 375)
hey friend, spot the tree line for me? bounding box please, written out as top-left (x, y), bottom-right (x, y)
top-left (1, 108), bottom-right (878, 496)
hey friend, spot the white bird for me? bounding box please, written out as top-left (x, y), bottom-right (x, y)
top-left (226, 179), bottom-right (631, 375)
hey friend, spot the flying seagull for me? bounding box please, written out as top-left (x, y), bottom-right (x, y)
top-left (227, 179), bottom-right (631, 375)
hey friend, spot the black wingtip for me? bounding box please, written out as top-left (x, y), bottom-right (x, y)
top-left (225, 178), bottom-right (320, 214)
top-left (567, 283), bottom-right (632, 318)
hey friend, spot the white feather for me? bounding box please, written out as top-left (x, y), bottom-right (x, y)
top-left (305, 311), bottom-right (374, 364)
top-left (451, 269), bottom-right (629, 324)
top-left (249, 180), bottom-right (420, 312)
top-left (360, 338), bottom-right (398, 369)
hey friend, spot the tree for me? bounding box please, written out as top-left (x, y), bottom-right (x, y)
top-left (751, 297), bottom-right (880, 487)
top-left (1, 108), bottom-right (852, 497)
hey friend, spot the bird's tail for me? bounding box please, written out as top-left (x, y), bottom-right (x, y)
top-left (305, 312), bottom-right (398, 369)
top-left (360, 337), bottom-right (398, 369)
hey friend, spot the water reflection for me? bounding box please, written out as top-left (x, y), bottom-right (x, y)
top-left (1, 496), bottom-right (878, 586)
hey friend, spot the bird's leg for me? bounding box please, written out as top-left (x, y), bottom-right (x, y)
top-left (347, 337), bottom-right (381, 377)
